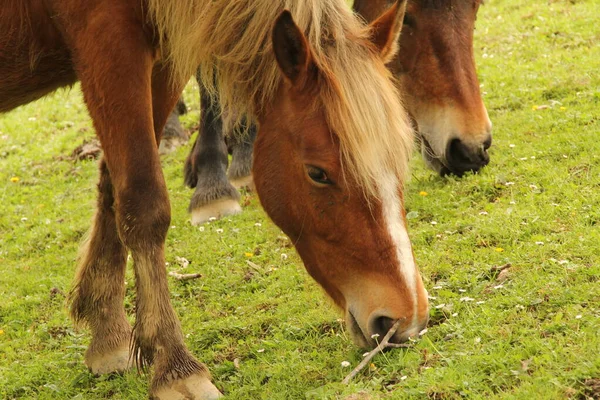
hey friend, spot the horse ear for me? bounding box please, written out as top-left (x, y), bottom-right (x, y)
top-left (368, 0), bottom-right (407, 63)
top-left (272, 10), bottom-right (313, 87)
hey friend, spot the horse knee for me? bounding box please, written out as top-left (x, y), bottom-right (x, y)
top-left (116, 183), bottom-right (171, 249)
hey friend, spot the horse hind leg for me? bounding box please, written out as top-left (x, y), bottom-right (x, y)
top-left (227, 119), bottom-right (256, 191)
top-left (185, 74), bottom-right (241, 225)
top-left (159, 97), bottom-right (189, 155)
top-left (69, 160), bottom-right (132, 375)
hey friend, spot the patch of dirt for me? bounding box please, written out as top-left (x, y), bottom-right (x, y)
top-left (47, 326), bottom-right (69, 339)
top-left (579, 379), bottom-right (600, 399)
top-left (71, 139), bottom-right (102, 161)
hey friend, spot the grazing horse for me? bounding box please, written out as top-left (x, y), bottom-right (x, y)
top-left (184, 0), bottom-right (491, 224)
top-left (355, 0), bottom-right (492, 176)
top-left (0, 0), bottom-right (428, 398)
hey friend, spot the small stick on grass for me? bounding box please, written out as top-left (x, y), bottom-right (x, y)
top-left (168, 271), bottom-right (202, 281)
top-left (342, 319), bottom-right (411, 385)
top-left (490, 263), bottom-right (512, 272)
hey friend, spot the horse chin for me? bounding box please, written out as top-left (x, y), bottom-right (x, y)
top-left (420, 136), bottom-right (451, 176)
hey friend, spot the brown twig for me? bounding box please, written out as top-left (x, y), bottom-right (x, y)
top-left (490, 263), bottom-right (512, 272)
top-left (386, 343), bottom-right (412, 349)
top-left (342, 319), bottom-right (409, 384)
top-left (168, 271), bottom-right (202, 281)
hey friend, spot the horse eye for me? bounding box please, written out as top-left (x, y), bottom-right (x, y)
top-left (306, 165), bottom-right (332, 185)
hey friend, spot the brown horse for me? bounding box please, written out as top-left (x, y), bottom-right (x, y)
top-left (1, 0), bottom-right (428, 398)
top-left (184, 0), bottom-right (491, 224)
top-left (355, 0), bottom-right (492, 176)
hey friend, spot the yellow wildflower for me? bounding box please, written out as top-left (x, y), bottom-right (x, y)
top-left (495, 247), bottom-right (504, 252)
top-left (419, 191), bottom-right (428, 196)
top-left (244, 252), bottom-right (253, 258)
top-left (10, 176), bottom-right (19, 183)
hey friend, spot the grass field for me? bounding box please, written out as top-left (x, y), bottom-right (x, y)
top-left (1, 0), bottom-right (599, 399)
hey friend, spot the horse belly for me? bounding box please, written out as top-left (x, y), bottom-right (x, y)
top-left (0, 1), bottom-right (76, 113)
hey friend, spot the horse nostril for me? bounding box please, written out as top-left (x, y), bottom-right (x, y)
top-left (369, 316), bottom-right (396, 341)
top-left (448, 138), bottom-right (472, 163)
top-left (446, 138), bottom-right (490, 175)
top-left (483, 135), bottom-right (492, 151)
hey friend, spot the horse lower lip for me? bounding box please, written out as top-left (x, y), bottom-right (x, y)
top-left (421, 136), bottom-right (450, 175)
top-left (347, 310), bottom-right (371, 346)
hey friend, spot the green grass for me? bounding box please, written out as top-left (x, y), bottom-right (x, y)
top-left (1, 0), bottom-right (599, 398)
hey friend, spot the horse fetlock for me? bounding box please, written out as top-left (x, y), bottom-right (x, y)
top-left (227, 152), bottom-right (252, 181)
top-left (132, 330), bottom-right (158, 370)
top-left (189, 178), bottom-right (239, 209)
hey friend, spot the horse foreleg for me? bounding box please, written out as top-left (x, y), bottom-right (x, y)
top-left (151, 62), bottom-right (223, 400)
top-left (71, 14), bottom-right (220, 398)
top-left (184, 72), bottom-right (240, 225)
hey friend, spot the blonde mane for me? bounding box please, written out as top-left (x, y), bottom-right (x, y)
top-left (146, 0), bottom-right (413, 198)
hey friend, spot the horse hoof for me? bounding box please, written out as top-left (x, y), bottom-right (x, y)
top-left (152, 374), bottom-right (222, 400)
top-left (85, 342), bottom-right (132, 375)
top-left (229, 175), bottom-right (254, 191)
top-left (191, 198), bottom-right (242, 225)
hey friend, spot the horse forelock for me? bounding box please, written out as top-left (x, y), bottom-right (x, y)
top-left (317, 44), bottom-right (414, 200)
top-left (146, 0), bottom-right (413, 198)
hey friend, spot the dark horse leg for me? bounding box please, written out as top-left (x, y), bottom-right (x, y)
top-left (226, 120), bottom-right (256, 190)
top-left (159, 97), bottom-right (189, 154)
top-left (66, 9), bottom-right (220, 398)
top-left (184, 72), bottom-right (241, 225)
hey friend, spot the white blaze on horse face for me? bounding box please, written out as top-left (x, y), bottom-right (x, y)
top-left (379, 172), bottom-right (418, 325)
